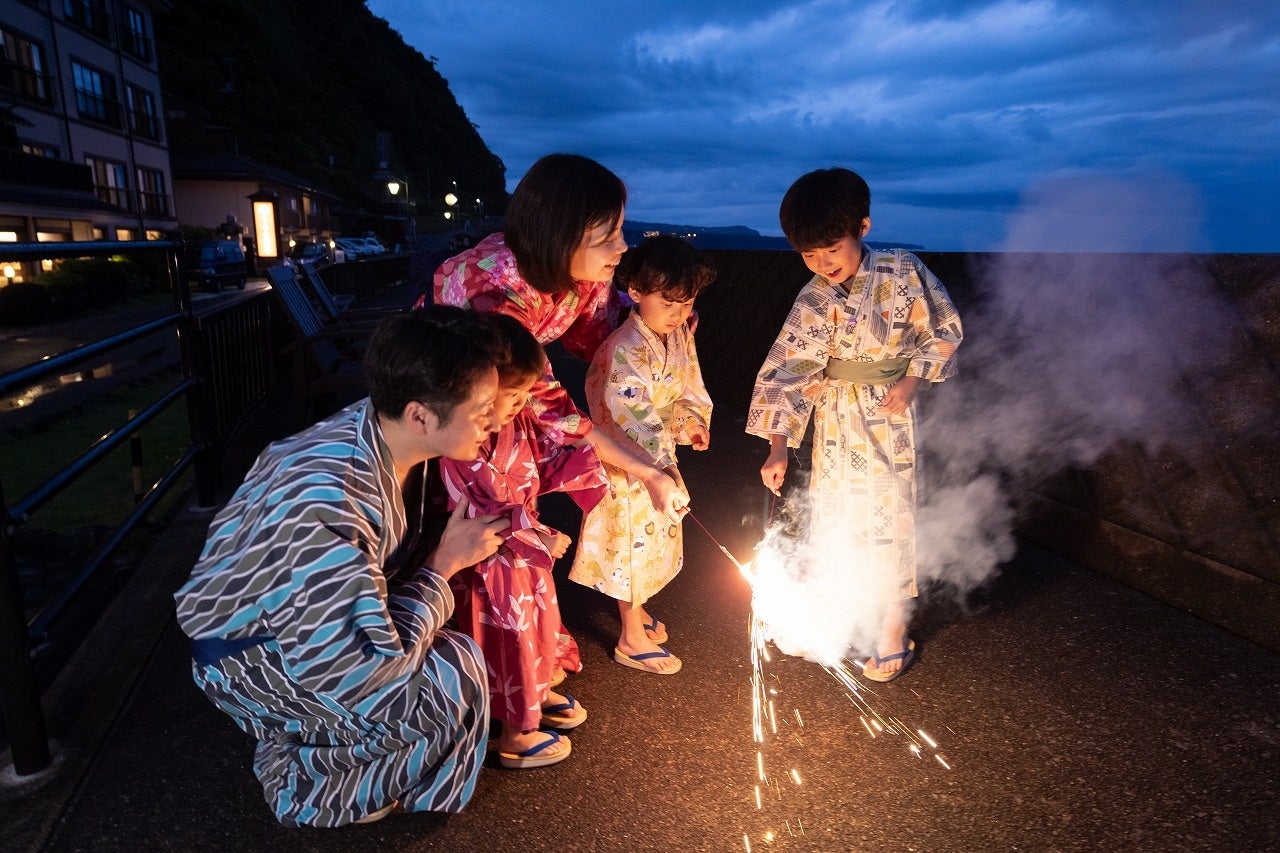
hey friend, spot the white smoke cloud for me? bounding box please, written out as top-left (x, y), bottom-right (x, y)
top-left (752, 171), bottom-right (1234, 663)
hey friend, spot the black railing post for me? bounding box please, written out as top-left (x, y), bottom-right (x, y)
top-left (0, 483), bottom-right (51, 775)
top-left (169, 237), bottom-right (217, 506)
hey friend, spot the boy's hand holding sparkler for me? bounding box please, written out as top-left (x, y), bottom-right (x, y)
top-left (760, 434), bottom-right (788, 496)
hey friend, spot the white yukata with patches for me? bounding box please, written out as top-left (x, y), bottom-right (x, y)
top-left (747, 248), bottom-right (962, 600)
top-left (174, 399), bottom-right (488, 828)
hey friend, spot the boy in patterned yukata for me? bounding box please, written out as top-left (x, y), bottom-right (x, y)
top-left (570, 236), bottom-right (716, 675)
top-left (748, 168), bottom-right (963, 683)
top-left (439, 314), bottom-right (608, 768)
top-left (174, 307), bottom-right (512, 827)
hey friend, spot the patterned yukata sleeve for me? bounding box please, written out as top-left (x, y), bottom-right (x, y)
top-left (558, 280), bottom-right (622, 363)
top-left (900, 253), bottom-right (964, 382)
top-left (671, 325), bottom-right (713, 445)
top-left (273, 496), bottom-right (447, 721)
top-left (438, 449), bottom-right (553, 569)
top-left (601, 337), bottom-right (678, 469)
top-left (745, 280), bottom-right (836, 448)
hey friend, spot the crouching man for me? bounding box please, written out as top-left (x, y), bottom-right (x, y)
top-left (174, 306), bottom-right (511, 827)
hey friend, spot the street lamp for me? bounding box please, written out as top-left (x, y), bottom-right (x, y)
top-left (444, 191), bottom-right (458, 225)
top-left (386, 177), bottom-right (416, 247)
top-left (247, 189), bottom-right (280, 261)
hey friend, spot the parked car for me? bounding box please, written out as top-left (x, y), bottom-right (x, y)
top-left (292, 241), bottom-right (331, 266)
top-left (360, 236), bottom-right (389, 256)
top-left (333, 237), bottom-right (368, 260)
top-left (185, 239), bottom-right (247, 292)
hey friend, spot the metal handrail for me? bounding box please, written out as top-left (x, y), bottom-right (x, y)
top-left (4, 379), bottom-right (194, 527)
top-left (0, 313), bottom-right (183, 398)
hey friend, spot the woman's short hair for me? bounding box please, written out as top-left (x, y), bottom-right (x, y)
top-left (486, 312), bottom-right (546, 385)
top-left (779, 168), bottom-right (872, 251)
top-left (615, 234), bottom-right (716, 302)
top-left (505, 153), bottom-right (627, 295)
top-left (365, 306), bottom-right (506, 424)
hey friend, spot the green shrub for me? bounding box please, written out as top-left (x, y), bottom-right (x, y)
top-left (36, 257), bottom-right (150, 312)
top-left (0, 280), bottom-right (54, 326)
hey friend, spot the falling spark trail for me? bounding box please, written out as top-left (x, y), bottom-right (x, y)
top-left (794, 709), bottom-right (804, 727)
top-left (790, 769), bottom-right (803, 785)
top-left (918, 729), bottom-right (938, 748)
top-left (743, 834), bottom-right (752, 853)
top-left (936, 754), bottom-right (951, 770)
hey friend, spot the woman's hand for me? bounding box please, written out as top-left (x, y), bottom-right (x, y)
top-left (537, 528), bottom-right (572, 559)
top-left (641, 466), bottom-right (689, 518)
top-left (427, 497), bottom-right (510, 579)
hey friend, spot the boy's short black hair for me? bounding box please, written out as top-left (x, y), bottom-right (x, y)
top-left (486, 312), bottom-right (546, 385)
top-left (365, 305), bottom-right (506, 424)
top-left (615, 234), bottom-right (716, 302)
top-left (504, 153), bottom-right (627, 295)
top-left (778, 168), bottom-right (872, 251)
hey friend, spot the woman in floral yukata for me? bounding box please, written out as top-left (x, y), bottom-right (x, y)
top-left (432, 153), bottom-right (688, 614)
top-left (439, 314), bottom-right (608, 768)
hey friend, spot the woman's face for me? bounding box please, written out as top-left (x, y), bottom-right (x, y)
top-left (568, 209), bottom-right (628, 282)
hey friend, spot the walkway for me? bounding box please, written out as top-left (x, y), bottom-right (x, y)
top-left (3, 406), bottom-right (1277, 852)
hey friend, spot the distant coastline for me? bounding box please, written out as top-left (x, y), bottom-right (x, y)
top-left (622, 220), bottom-right (923, 251)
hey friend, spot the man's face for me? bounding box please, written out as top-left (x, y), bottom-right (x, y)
top-left (429, 367), bottom-right (499, 460)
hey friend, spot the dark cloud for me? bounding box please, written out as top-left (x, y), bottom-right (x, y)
top-left (368, 0), bottom-right (1280, 250)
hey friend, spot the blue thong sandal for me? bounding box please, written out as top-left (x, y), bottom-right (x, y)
top-left (642, 615), bottom-right (669, 644)
top-left (862, 638), bottom-right (916, 683)
top-left (540, 694), bottom-right (588, 729)
top-left (614, 646), bottom-right (682, 675)
top-left (499, 729), bottom-right (572, 769)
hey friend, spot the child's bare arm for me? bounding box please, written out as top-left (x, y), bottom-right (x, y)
top-left (536, 528), bottom-right (572, 560)
top-left (760, 434), bottom-right (789, 496)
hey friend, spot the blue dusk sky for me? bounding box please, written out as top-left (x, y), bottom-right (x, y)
top-left (367, 0), bottom-right (1279, 252)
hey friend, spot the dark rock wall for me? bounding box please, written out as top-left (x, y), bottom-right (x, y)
top-left (694, 250), bottom-right (1280, 649)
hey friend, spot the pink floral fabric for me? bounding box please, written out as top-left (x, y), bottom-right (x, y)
top-left (439, 407), bottom-right (608, 731)
top-left (431, 232), bottom-right (622, 445)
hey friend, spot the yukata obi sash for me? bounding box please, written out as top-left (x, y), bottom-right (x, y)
top-left (823, 355), bottom-right (910, 385)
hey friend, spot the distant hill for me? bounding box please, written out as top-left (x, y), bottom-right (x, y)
top-left (155, 0), bottom-right (506, 213)
top-left (623, 221), bottom-right (922, 251)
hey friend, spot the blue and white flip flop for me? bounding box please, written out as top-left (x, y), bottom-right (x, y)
top-left (643, 615), bottom-right (669, 644)
top-left (862, 638), bottom-right (916, 683)
top-left (499, 729), bottom-right (572, 769)
top-left (540, 694), bottom-right (588, 729)
top-left (614, 646), bottom-right (682, 675)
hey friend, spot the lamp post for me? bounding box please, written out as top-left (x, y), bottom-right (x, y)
top-left (387, 177), bottom-right (416, 248)
top-left (444, 191), bottom-right (459, 227)
top-left (247, 189), bottom-right (281, 272)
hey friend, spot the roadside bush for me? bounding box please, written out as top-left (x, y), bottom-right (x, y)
top-left (0, 281), bottom-right (55, 326)
top-left (36, 257), bottom-right (150, 312)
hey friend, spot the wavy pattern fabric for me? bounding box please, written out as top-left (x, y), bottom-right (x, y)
top-left (174, 400), bottom-right (488, 827)
top-left (747, 248), bottom-right (963, 599)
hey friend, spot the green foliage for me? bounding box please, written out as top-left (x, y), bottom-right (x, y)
top-left (155, 0), bottom-right (508, 213)
top-left (0, 259), bottom-right (157, 327)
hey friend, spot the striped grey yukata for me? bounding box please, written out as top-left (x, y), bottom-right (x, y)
top-left (175, 400), bottom-right (488, 827)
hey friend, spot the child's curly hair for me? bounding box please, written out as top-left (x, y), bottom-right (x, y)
top-left (615, 235), bottom-right (716, 302)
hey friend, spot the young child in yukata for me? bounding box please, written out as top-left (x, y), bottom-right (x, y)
top-left (748, 168), bottom-right (963, 683)
top-left (439, 313), bottom-right (609, 768)
top-left (570, 235), bottom-right (715, 675)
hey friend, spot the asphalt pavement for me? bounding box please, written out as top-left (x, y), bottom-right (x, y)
top-left (2, 399), bottom-right (1277, 852)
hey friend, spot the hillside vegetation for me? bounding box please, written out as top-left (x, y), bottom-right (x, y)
top-left (155, 0), bottom-right (506, 212)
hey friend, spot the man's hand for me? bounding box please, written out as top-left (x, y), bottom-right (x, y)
top-left (428, 497), bottom-right (510, 579)
top-left (537, 528), bottom-right (572, 559)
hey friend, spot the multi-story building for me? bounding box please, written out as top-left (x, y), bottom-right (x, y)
top-left (1, 0), bottom-right (175, 283)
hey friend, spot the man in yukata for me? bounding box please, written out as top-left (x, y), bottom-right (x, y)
top-left (174, 306), bottom-right (511, 827)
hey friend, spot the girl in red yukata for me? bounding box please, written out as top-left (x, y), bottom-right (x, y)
top-left (439, 314), bottom-right (609, 769)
